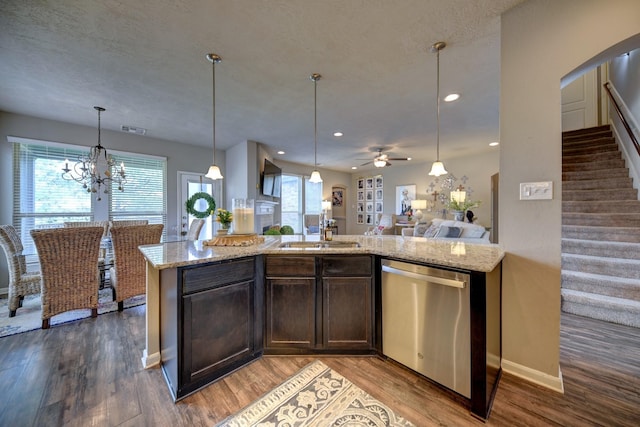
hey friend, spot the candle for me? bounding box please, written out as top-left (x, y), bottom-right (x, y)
top-left (232, 199), bottom-right (254, 234)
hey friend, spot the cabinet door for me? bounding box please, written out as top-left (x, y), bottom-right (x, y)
top-left (182, 280), bottom-right (254, 388)
top-left (265, 277), bottom-right (316, 349)
top-left (323, 276), bottom-right (372, 349)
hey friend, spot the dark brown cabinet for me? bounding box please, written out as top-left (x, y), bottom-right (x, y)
top-left (264, 255), bottom-right (374, 354)
top-left (160, 256), bottom-right (263, 400)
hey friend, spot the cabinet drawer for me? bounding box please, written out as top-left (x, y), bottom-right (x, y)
top-left (322, 256), bottom-right (372, 277)
top-left (182, 258), bottom-right (255, 294)
top-left (266, 256), bottom-right (315, 277)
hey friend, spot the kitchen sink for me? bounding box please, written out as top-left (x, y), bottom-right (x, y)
top-left (278, 241), bottom-right (361, 249)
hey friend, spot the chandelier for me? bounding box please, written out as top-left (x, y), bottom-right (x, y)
top-left (62, 106), bottom-right (126, 200)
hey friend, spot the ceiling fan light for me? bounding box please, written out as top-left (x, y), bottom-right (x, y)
top-left (428, 161), bottom-right (448, 177)
top-left (205, 164), bottom-right (224, 180)
top-left (374, 159), bottom-right (387, 168)
top-left (309, 170), bottom-right (323, 183)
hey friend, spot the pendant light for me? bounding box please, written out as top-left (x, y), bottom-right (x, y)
top-left (428, 41), bottom-right (448, 177)
top-left (205, 53), bottom-right (223, 180)
top-left (309, 73), bottom-right (323, 183)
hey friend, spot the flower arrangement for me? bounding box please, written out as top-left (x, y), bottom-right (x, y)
top-left (215, 208), bottom-right (233, 229)
top-left (446, 199), bottom-right (480, 211)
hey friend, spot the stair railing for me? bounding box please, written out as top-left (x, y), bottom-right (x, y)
top-left (603, 81), bottom-right (640, 157)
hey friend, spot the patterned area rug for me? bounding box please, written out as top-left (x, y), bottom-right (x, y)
top-left (217, 360), bottom-right (415, 427)
top-left (0, 288), bottom-right (145, 337)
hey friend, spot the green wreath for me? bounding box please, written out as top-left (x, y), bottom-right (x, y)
top-left (185, 192), bottom-right (216, 219)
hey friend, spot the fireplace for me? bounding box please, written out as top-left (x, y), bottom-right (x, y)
top-left (254, 200), bottom-right (278, 234)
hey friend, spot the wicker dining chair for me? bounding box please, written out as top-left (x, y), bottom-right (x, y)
top-left (109, 219), bottom-right (148, 228)
top-left (0, 225), bottom-right (42, 317)
top-left (30, 226), bottom-right (104, 329)
top-left (109, 224), bottom-right (163, 311)
top-left (186, 218), bottom-right (205, 240)
top-left (64, 220), bottom-right (110, 269)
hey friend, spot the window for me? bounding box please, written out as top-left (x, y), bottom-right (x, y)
top-left (11, 138), bottom-right (167, 261)
top-left (109, 151), bottom-right (166, 227)
top-left (280, 173), bottom-right (322, 234)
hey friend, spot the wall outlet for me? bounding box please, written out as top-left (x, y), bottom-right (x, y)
top-left (520, 181), bottom-right (553, 200)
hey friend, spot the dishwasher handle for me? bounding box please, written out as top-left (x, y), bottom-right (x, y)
top-left (382, 264), bottom-right (466, 289)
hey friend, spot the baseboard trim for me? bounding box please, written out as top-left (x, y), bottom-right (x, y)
top-left (141, 349), bottom-right (161, 369)
top-left (501, 359), bottom-right (565, 393)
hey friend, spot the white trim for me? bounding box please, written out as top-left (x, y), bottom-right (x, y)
top-left (141, 349), bottom-right (161, 369)
top-left (8, 135), bottom-right (166, 161)
top-left (501, 358), bottom-right (565, 393)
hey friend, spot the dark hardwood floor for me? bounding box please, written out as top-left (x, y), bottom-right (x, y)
top-left (0, 305), bottom-right (638, 426)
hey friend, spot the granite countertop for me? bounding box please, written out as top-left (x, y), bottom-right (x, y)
top-left (139, 235), bottom-right (504, 273)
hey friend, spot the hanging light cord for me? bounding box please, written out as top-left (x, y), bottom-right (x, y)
top-left (313, 74), bottom-right (318, 167)
top-left (211, 56), bottom-right (216, 164)
top-left (436, 45), bottom-right (441, 162)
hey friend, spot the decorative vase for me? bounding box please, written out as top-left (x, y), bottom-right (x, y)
top-left (452, 210), bottom-right (465, 221)
top-left (217, 228), bottom-right (228, 236)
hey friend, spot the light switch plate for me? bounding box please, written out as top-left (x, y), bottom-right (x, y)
top-left (520, 181), bottom-right (553, 200)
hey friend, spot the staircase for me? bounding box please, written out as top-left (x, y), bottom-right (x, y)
top-left (561, 125), bottom-right (640, 328)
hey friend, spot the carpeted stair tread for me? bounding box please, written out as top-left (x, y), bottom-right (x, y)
top-left (562, 150), bottom-right (622, 164)
top-left (562, 124), bottom-right (611, 136)
top-left (563, 200), bottom-right (640, 213)
top-left (562, 158), bottom-right (626, 172)
top-left (562, 188), bottom-right (638, 201)
top-left (561, 253), bottom-right (640, 280)
top-left (563, 177), bottom-right (633, 191)
top-left (562, 225), bottom-right (640, 243)
top-left (561, 270), bottom-right (640, 300)
top-left (562, 238), bottom-right (640, 259)
top-left (562, 212), bottom-right (640, 227)
top-left (562, 141), bottom-right (617, 154)
top-left (563, 168), bottom-right (630, 181)
top-left (561, 288), bottom-right (640, 328)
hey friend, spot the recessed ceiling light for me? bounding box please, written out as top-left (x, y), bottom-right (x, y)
top-left (333, 131), bottom-right (343, 137)
top-left (489, 141), bottom-right (499, 147)
top-left (444, 94), bottom-right (460, 102)
top-left (351, 166), bottom-right (357, 170)
top-left (277, 150), bottom-right (285, 155)
top-left (407, 157), bottom-right (412, 161)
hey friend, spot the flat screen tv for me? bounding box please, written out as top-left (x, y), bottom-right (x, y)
top-left (261, 159), bottom-right (282, 198)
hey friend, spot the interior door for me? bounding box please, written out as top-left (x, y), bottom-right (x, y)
top-left (178, 172), bottom-right (222, 240)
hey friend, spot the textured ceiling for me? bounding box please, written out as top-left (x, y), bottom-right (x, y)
top-left (0, 0), bottom-right (526, 172)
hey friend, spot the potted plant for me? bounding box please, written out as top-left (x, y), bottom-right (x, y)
top-left (446, 199), bottom-right (480, 221)
top-left (215, 208), bottom-right (233, 234)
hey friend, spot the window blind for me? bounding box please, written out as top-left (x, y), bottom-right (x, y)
top-left (109, 152), bottom-right (167, 227)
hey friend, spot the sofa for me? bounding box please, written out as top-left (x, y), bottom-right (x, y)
top-left (401, 218), bottom-right (490, 243)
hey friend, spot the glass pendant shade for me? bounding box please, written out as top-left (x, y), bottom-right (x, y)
top-left (428, 161), bottom-right (448, 177)
top-left (205, 165), bottom-right (223, 180)
top-left (374, 159), bottom-right (387, 168)
top-left (309, 170), bottom-right (323, 183)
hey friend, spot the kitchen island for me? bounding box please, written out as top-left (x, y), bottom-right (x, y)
top-left (139, 234), bottom-right (504, 419)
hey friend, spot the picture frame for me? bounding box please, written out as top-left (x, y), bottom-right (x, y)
top-left (375, 188), bottom-right (383, 200)
top-left (332, 189), bottom-right (343, 207)
top-left (366, 177), bottom-right (373, 189)
top-left (357, 191), bottom-right (364, 201)
top-left (375, 175), bottom-right (383, 188)
top-left (366, 189), bottom-right (373, 201)
top-left (357, 213), bottom-right (364, 224)
top-left (357, 202), bottom-right (364, 212)
top-left (375, 201), bottom-right (383, 213)
top-left (366, 202), bottom-right (373, 212)
top-left (366, 213), bottom-right (374, 225)
top-left (396, 184), bottom-right (416, 215)
top-left (357, 178), bottom-right (364, 190)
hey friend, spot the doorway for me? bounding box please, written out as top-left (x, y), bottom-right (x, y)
top-left (178, 171), bottom-right (223, 240)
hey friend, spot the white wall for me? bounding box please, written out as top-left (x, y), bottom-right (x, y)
top-left (500, 0), bottom-right (640, 389)
top-left (609, 48), bottom-right (640, 193)
top-left (0, 111), bottom-right (218, 286)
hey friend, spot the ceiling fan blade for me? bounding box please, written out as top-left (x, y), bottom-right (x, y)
top-left (387, 157), bottom-right (410, 161)
top-left (360, 160), bottom-right (373, 166)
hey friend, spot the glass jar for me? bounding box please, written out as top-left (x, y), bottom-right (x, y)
top-left (232, 198), bottom-right (254, 234)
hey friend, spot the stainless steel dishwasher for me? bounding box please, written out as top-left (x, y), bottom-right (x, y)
top-left (381, 259), bottom-right (471, 398)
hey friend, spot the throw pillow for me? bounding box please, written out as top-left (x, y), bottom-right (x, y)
top-left (464, 228), bottom-right (486, 239)
top-left (423, 224), bottom-right (440, 238)
top-left (412, 222), bottom-right (430, 237)
top-left (435, 225), bottom-right (463, 238)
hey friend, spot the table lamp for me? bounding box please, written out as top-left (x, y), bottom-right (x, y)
top-left (411, 199), bottom-right (427, 223)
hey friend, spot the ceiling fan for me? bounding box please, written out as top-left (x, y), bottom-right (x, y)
top-left (359, 148), bottom-right (412, 168)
